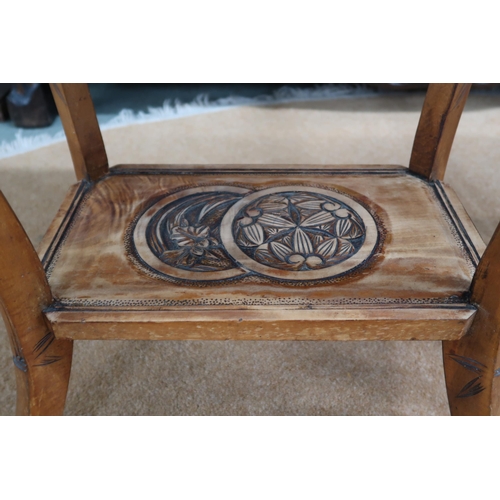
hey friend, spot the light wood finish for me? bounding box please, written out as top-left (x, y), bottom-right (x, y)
top-left (39, 165), bottom-right (482, 343)
top-left (409, 83), bottom-right (471, 181)
top-left (443, 222), bottom-right (500, 415)
top-left (0, 192), bottom-right (72, 415)
top-left (50, 84), bottom-right (108, 182)
top-left (3, 83), bottom-right (492, 415)
top-left (37, 182), bottom-right (84, 260)
top-left (43, 166), bottom-right (484, 304)
top-left (47, 308), bottom-right (475, 341)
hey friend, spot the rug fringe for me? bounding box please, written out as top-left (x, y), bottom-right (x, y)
top-left (0, 84), bottom-right (375, 160)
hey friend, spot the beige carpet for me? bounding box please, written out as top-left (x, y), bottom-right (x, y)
top-left (1, 93), bottom-right (500, 415)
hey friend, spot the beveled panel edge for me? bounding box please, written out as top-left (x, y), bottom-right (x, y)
top-left (432, 181), bottom-right (482, 268)
top-left (437, 181), bottom-right (486, 257)
top-left (37, 182), bottom-right (80, 259)
top-left (38, 180), bottom-right (91, 273)
top-left (46, 306), bottom-right (476, 342)
top-left (106, 164), bottom-right (410, 177)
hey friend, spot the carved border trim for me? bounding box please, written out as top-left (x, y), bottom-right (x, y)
top-left (48, 297), bottom-right (475, 311)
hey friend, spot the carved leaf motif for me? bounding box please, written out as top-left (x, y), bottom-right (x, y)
top-left (232, 191), bottom-right (368, 273)
top-left (270, 241), bottom-right (293, 261)
top-left (337, 239), bottom-right (354, 256)
top-left (295, 200), bottom-right (324, 210)
top-left (289, 194), bottom-right (320, 203)
top-left (293, 227), bottom-right (313, 254)
top-left (448, 354), bottom-right (486, 374)
top-left (301, 211), bottom-right (335, 227)
top-left (197, 226), bottom-right (210, 238)
top-left (313, 234), bottom-right (324, 246)
top-left (456, 377), bottom-right (486, 398)
top-left (182, 253), bottom-right (198, 267)
top-left (142, 190), bottom-right (242, 273)
top-left (255, 248), bottom-right (285, 267)
top-left (35, 356), bottom-right (63, 367)
top-left (258, 213), bottom-right (295, 228)
top-left (170, 227), bottom-right (194, 247)
top-left (201, 251), bottom-right (226, 267)
top-left (159, 248), bottom-right (187, 263)
top-left (173, 206), bottom-right (190, 226)
top-left (316, 238), bottom-right (339, 258)
top-left (257, 197), bottom-right (289, 212)
top-left (243, 223), bottom-right (264, 245)
top-left (31, 329), bottom-right (63, 372)
top-left (259, 195), bottom-right (287, 203)
top-left (33, 331), bottom-right (55, 358)
top-left (335, 218), bottom-right (353, 238)
top-left (348, 220), bottom-right (364, 239)
top-left (170, 225), bottom-right (210, 247)
top-left (198, 199), bottom-right (229, 221)
top-left (282, 234), bottom-right (293, 247)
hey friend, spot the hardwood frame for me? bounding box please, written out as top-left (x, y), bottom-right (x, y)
top-left (1, 82), bottom-right (499, 415)
top-left (0, 192), bottom-right (72, 415)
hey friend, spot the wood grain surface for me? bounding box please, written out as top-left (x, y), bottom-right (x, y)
top-left (50, 84), bottom-right (108, 182)
top-left (0, 192), bottom-right (72, 415)
top-left (410, 83), bottom-right (471, 181)
top-left (4, 82), bottom-right (489, 415)
top-left (38, 164), bottom-right (484, 342)
top-left (443, 221), bottom-right (500, 415)
top-left (47, 307), bottom-right (475, 341)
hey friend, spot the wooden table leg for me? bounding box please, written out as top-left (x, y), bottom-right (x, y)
top-left (0, 192), bottom-right (73, 415)
top-left (443, 223), bottom-right (500, 416)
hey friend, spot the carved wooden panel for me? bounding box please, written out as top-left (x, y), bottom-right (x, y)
top-left (38, 165), bottom-right (485, 341)
top-left (132, 185), bottom-right (378, 283)
top-left (41, 165), bottom-right (485, 316)
top-left (224, 186), bottom-right (377, 280)
top-left (133, 186), bottom-right (248, 281)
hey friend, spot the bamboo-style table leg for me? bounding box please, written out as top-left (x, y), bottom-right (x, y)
top-left (443, 223), bottom-right (500, 416)
top-left (4, 317), bottom-right (73, 416)
top-left (0, 192), bottom-right (73, 415)
top-left (443, 318), bottom-right (500, 416)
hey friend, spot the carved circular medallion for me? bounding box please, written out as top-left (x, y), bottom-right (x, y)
top-left (132, 186), bottom-right (250, 281)
top-left (132, 185), bottom-right (378, 282)
top-left (220, 186), bottom-right (378, 280)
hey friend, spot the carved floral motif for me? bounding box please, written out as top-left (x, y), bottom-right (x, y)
top-left (136, 185), bottom-right (377, 282)
top-left (232, 192), bottom-right (366, 271)
top-left (147, 191), bottom-right (241, 272)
